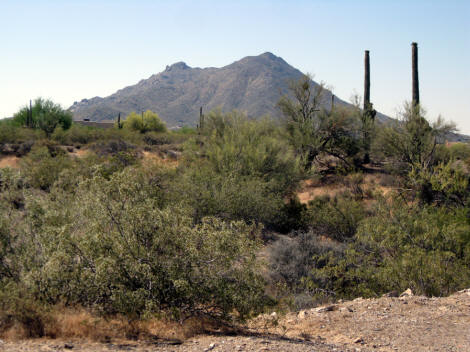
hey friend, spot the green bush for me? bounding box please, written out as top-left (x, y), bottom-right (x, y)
top-left (0, 121), bottom-right (44, 146)
top-left (408, 160), bottom-right (469, 205)
top-left (123, 111), bottom-right (167, 133)
top-left (179, 111), bottom-right (302, 227)
top-left (23, 168), bottom-right (267, 320)
top-left (305, 194), bottom-right (366, 242)
top-left (51, 124), bottom-right (144, 146)
top-left (373, 104), bottom-right (454, 175)
top-left (307, 197), bottom-right (470, 298)
top-left (20, 145), bottom-right (73, 191)
top-left (435, 143), bottom-right (470, 164)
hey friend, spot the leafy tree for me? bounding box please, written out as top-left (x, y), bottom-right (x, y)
top-left (278, 75), bottom-right (361, 170)
top-left (123, 110), bottom-right (167, 133)
top-left (12, 98), bottom-right (72, 136)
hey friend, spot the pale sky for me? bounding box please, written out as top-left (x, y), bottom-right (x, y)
top-left (1, 0), bottom-right (469, 132)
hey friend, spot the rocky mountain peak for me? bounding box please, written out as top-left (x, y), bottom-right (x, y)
top-left (69, 52), bottom-right (361, 127)
top-left (165, 62), bottom-right (190, 72)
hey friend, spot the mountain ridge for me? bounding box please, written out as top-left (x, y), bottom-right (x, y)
top-left (69, 52), bottom-right (360, 126)
top-left (68, 52), bottom-right (469, 143)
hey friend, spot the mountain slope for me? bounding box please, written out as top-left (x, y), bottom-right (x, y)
top-left (69, 52), bottom-right (370, 126)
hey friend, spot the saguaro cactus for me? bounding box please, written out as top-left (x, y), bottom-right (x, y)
top-left (362, 50), bottom-right (376, 164)
top-left (364, 50), bottom-right (370, 110)
top-left (199, 106), bottom-right (204, 130)
top-left (27, 99), bottom-right (32, 128)
top-left (117, 112), bottom-right (122, 129)
top-left (412, 42), bottom-right (419, 106)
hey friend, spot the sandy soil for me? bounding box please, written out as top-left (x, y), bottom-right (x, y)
top-left (297, 173), bottom-right (396, 204)
top-left (2, 289), bottom-right (469, 352)
top-left (0, 156), bottom-right (20, 169)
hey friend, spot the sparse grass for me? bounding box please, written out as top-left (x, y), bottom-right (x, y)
top-left (0, 306), bottom-right (220, 342)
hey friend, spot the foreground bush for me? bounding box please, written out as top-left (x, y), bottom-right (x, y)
top-left (14, 168), bottom-right (268, 321)
top-left (307, 197), bottom-right (470, 298)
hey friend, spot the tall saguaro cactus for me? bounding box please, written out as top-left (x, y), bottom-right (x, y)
top-left (362, 50), bottom-right (376, 164)
top-left (364, 50), bottom-right (370, 110)
top-left (117, 112), bottom-right (122, 129)
top-left (27, 99), bottom-right (32, 128)
top-left (412, 42), bottom-right (419, 106)
top-left (199, 106), bottom-right (204, 130)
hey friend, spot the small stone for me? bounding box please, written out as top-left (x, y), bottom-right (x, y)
top-left (270, 312), bottom-right (277, 318)
top-left (315, 305), bottom-right (335, 313)
top-left (64, 343), bottom-right (74, 349)
top-left (204, 343), bottom-right (217, 351)
top-left (297, 310), bottom-right (308, 319)
top-left (400, 288), bottom-right (413, 297)
top-left (354, 337), bottom-right (364, 344)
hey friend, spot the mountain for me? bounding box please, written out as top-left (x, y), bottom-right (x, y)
top-left (69, 52), bottom-right (389, 127)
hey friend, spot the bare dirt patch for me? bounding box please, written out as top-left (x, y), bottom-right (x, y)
top-left (2, 290), bottom-right (469, 351)
top-left (0, 156), bottom-right (20, 169)
top-left (251, 289), bottom-right (470, 351)
top-left (297, 172), bottom-right (397, 204)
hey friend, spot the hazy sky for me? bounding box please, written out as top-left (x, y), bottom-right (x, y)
top-left (1, 0), bottom-right (469, 132)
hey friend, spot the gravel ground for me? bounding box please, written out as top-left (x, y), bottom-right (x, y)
top-left (1, 289), bottom-right (469, 352)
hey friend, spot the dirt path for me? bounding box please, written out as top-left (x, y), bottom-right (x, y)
top-left (1, 289), bottom-right (469, 351)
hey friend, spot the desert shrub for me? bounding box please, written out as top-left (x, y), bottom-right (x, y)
top-left (142, 131), bottom-right (188, 146)
top-left (0, 122), bottom-right (44, 146)
top-left (408, 160), bottom-right (469, 205)
top-left (274, 197), bottom-right (309, 234)
top-left (435, 142), bottom-right (470, 164)
top-left (305, 195), bottom-right (366, 242)
top-left (123, 111), bottom-right (167, 133)
top-left (23, 168), bottom-right (267, 320)
top-left (51, 124), bottom-right (102, 145)
top-left (0, 285), bottom-right (46, 338)
top-left (357, 199), bottom-right (470, 296)
top-left (51, 124), bottom-right (146, 147)
top-left (90, 139), bottom-right (135, 156)
top-left (374, 104), bottom-right (454, 175)
top-left (97, 151), bottom-right (140, 179)
top-left (308, 197), bottom-right (470, 298)
top-left (269, 231), bottom-right (345, 292)
top-left (20, 145), bottom-right (73, 191)
top-left (175, 126), bottom-right (197, 135)
top-left (180, 111), bottom-right (302, 228)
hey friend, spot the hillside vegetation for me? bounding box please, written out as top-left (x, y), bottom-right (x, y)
top-left (1, 80), bottom-right (470, 341)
